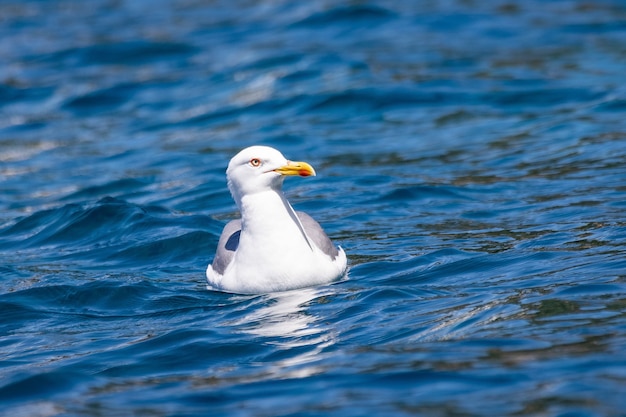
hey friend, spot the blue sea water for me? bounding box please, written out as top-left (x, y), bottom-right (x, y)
top-left (2, 0), bottom-right (626, 415)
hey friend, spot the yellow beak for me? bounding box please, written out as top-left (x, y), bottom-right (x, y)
top-left (273, 160), bottom-right (316, 177)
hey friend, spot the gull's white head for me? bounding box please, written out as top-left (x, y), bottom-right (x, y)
top-left (226, 146), bottom-right (316, 207)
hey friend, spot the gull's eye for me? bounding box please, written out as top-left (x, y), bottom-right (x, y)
top-left (249, 158), bottom-right (261, 167)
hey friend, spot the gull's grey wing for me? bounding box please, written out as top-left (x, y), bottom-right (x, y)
top-left (296, 211), bottom-right (339, 260)
top-left (211, 219), bottom-right (242, 275)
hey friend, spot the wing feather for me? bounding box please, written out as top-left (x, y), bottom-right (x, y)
top-left (211, 219), bottom-right (242, 275)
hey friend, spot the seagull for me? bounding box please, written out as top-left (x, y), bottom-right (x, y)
top-left (206, 146), bottom-right (348, 294)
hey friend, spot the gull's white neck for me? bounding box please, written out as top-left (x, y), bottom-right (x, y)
top-left (238, 188), bottom-right (312, 250)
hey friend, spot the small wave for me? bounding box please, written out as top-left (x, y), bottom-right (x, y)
top-left (306, 88), bottom-right (472, 113)
top-left (32, 40), bottom-right (198, 67)
top-left (376, 185), bottom-right (472, 203)
top-left (0, 84), bottom-right (54, 107)
top-left (0, 197), bottom-right (219, 272)
top-left (291, 5), bottom-right (396, 28)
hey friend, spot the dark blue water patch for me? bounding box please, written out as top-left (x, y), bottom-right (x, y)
top-left (102, 230), bottom-right (212, 269)
top-left (594, 97), bottom-right (626, 112)
top-left (157, 182), bottom-right (232, 214)
top-left (0, 302), bottom-right (44, 333)
top-left (147, 94), bottom-right (312, 131)
top-left (291, 5), bottom-right (397, 28)
top-left (279, 69), bottom-right (322, 83)
top-left (31, 39), bottom-right (199, 67)
top-left (62, 84), bottom-right (134, 114)
top-left (374, 185), bottom-right (473, 204)
top-left (0, 197), bottom-right (219, 272)
top-left (60, 178), bottom-right (151, 202)
top-left (234, 52), bottom-right (304, 72)
top-left (62, 83), bottom-right (141, 115)
top-left (0, 120), bottom-right (48, 135)
top-left (412, 250), bottom-right (569, 290)
top-left (0, 84), bottom-right (54, 108)
top-left (0, 370), bottom-right (87, 404)
top-left (1, 280), bottom-right (154, 317)
top-left (306, 88), bottom-right (472, 114)
top-left (0, 265), bottom-right (30, 280)
top-left (372, 367), bottom-right (521, 392)
top-left (96, 329), bottom-right (265, 377)
top-left (350, 248), bottom-right (474, 287)
top-left (555, 283), bottom-right (626, 297)
top-left (302, 86), bottom-right (603, 117)
top-left (62, 78), bottom-right (186, 116)
top-left (144, 291), bottom-right (225, 315)
top-left (0, 203), bottom-right (84, 249)
top-left (358, 287), bottom-right (436, 306)
top-left (483, 87), bottom-right (605, 109)
top-left (9, 199), bottom-right (147, 248)
top-left (414, 12), bottom-right (488, 32)
top-left (562, 20), bottom-right (626, 34)
top-left (183, 365), bottom-right (526, 416)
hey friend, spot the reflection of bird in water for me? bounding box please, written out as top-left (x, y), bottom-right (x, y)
top-left (207, 146), bottom-right (347, 294)
top-left (235, 288), bottom-right (336, 375)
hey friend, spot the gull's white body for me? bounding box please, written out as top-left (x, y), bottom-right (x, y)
top-left (206, 146), bottom-right (347, 294)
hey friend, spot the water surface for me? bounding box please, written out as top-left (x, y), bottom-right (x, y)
top-left (1, 1), bottom-right (626, 416)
